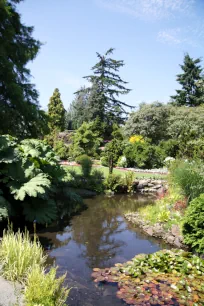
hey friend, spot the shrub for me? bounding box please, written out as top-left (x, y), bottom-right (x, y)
top-left (87, 169), bottom-right (105, 193)
top-left (183, 194), bottom-right (204, 253)
top-left (76, 155), bottom-right (93, 177)
top-left (159, 139), bottom-right (180, 158)
top-left (124, 142), bottom-right (164, 169)
top-left (53, 140), bottom-right (69, 160)
top-left (182, 139), bottom-right (204, 160)
top-left (69, 122), bottom-right (102, 158)
top-left (100, 156), bottom-right (108, 167)
top-left (129, 135), bottom-right (144, 144)
top-left (170, 160), bottom-right (204, 201)
top-left (101, 139), bottom-right (124, 169)
top-left (0, 136), bottom-right (83, 224)
top-left (25, 266), bottom-right (70, 306)
top-left (122, 171), bottom-right (135, 193)
top-left (117, 156), bottom-right (127, 168)
top-left (104, 174), bottom-right (122, 192)
top-left (0, 229), bottom-right (46, 283)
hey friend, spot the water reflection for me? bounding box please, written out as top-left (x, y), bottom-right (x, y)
top-left (37, 194), bottom-right (169, 306)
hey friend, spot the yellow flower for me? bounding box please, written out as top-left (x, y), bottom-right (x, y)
top-left (129, 135), bottom-right (145, 144)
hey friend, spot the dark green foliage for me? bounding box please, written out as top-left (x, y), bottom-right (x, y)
top-left (171, 54), bottom-right (203, 107)
top-left (70, 122), bottom-right (102, 158)
top-left (104, 174), bottom-right (122, 192)
top-left (66, 87), bottom-right (90, 130)
top-left (0, 135), bottom-right (82, 224)
top-left (101, 139), bottom-right (124, 170)
top-left (53, 140), bottom-right (69, 160)
top-left (170, 160), bottom-right (204, 201)
top-left (86, 169), bottom-right (105, 193)
top-left (158, 139), bottom-right (180, 158)
top-left (124, 102), bottom-right (171, 144)
top-left (183, 194), bottom-right (204, 253)
top-left (48, 88), bottom-right (65, 132)
top-left (0, 0), bottom-right (49, 138)
top-left (78, 48), bottom-right (132, 134)
top-left (182, 139), bottom-right (204, 160)
top-left (75, 155), bottom-right (93, 178)
top-left (124, 142), bottom-right (164, 169)
top-left (167, 106), bottom-right (204, 143)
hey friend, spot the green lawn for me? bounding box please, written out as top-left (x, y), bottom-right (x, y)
top-left (64, 165), bottom-right (167, 180)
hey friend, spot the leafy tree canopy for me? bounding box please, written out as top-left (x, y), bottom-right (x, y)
top-left (0, 0), bottom-right (48, 138)
top-left (171, 54), bottom-right (203, 107)
top-left (124, 102), bottom-right (171, 144)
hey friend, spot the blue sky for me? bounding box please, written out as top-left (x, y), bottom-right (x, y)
top-left (18, 0), bottom-right (204, 111)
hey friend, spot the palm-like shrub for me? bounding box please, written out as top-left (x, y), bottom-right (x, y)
top-left (0, 135), bottom-right (82, 224)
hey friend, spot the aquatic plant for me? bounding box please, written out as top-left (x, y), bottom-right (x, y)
top-left (92, 249), bottom-right (204, 305)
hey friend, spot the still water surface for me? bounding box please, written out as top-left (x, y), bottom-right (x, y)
top-left (37, 195), bottom-right (169, 306)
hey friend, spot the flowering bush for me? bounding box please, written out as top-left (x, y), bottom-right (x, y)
top-left (129, 135), bottom-right (144, 144)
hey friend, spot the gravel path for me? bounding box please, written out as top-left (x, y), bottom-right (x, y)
top-left (0, 276), bottom-right (23, 306)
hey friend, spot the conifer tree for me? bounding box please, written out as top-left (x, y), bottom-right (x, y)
top-left (0, 0), bottom-right (46, 138)
top-left (48, 89), bottom-right (65, 131)
top-left (171, 54), bottom-right (203, 107)
top-left (78, 48), bottom-right (132, 130)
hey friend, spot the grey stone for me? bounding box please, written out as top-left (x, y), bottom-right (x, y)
top-left (147, 183), bottom-right (155, 187)
top-left (145, 227), bottom-right (154, 236)
top-left (153, 224), bottom-right (165, 237)
top-left (167, 235), bottom-right (175, 244)
top-left (171, 224), bottom-right (180, 237)
top-left (174, 237), bottom-right (182, 248)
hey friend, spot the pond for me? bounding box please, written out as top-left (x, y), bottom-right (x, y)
top-left (37, 195), bottom-right (170, 306)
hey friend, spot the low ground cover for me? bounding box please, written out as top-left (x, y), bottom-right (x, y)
top-left (92, 249), bottom-right (204, 305)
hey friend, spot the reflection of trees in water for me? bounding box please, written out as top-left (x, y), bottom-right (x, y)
top-left (71, 195), bottom-right (155, 268)
top-left (36, 220), bottom-right (72, 250)
top-left (71, 197), bottom-right (128, 268)
top-left (100, 194), bottom-right (155, 214)
top-left (37, 195), bottom-right (158, 269)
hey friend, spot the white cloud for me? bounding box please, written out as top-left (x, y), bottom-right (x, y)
top-left (157, 22), bottom-right (204, 47)
top-left (157, 28), bottom-right (182, 45)
top-left (95, 0), bottom-right (195, 20)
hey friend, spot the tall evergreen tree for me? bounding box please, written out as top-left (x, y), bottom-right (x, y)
top-left (171, 54), bottom-right (203, 107)
top-left (66, 87), bottom-right (90, 130)
top-left (0, 0), bottom-right (47, 138)
top-left (78, 48), bottom-right (132, 130)
top-left (48, 89), bottom-right (65, 131)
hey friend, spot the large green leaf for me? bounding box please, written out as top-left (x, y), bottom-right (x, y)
top-left (10, 173), bottom-right (51, 201)
top-left (22, 199), bottom-right (57, 224)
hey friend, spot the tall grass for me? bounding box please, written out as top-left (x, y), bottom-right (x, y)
top-left (25, 266), bottom-right (70, 306)
top-left (170, 160), bottom-right (204, 202)
top-left (0, 229), bottom-right (46, 283)
top-left (0, 228), bottom-right (70, 305)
